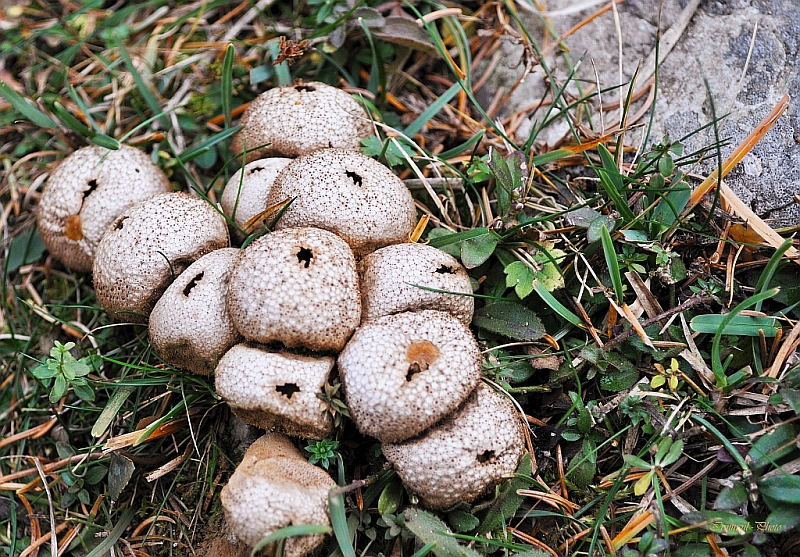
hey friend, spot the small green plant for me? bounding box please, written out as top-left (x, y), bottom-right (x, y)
top-left (651, 358), bottom-right (681, 391)
top-left (376, 513), bottom-right (409, 539)
top-left (620, 396), bottom-right (651, 427)
top-left (624, 437), bottom-right (685, 496)
top-left (690, 277), bottom-right (724, 303)
top-left (621, 530), bottom-right (668, 557)
top-left (317, 379), bottom-right (351, 428)
top-left (617, 244), bottom-right (648, 275)
top-left (305, 438), bottom-right (340, 470)
top-left (30, 341), bottom-right (98, 403)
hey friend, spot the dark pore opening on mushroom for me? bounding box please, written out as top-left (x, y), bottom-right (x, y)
top-left (435, 264), bottom-right (456, 274)
top-left (275, 383), bottom-right (301, 399)
top-left (183, 271), bottom-right (204, 297)
top-left (477, 450), bottom-right (496, 463)
top-left (84, 179), bottom-right (99, 199)
top-left (113, 216), bottom-right (127, 231)
top-left (250, 166), bottom-right (264, 173)
top-left (405, 340), bottom-right (440, 381)
top-left (296, 247), bottom-right (313, 268)
top-left (346, 170), bottom-right (363, 188)
top-left (295, 85), bottom-right (316, 92)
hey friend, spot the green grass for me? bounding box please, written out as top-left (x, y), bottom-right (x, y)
top-left (2, 1), bottom-right (800, 557)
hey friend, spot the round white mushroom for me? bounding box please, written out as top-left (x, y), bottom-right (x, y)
top-left (93, 192), bottom-right (229, 323)
top-left (215, 343), bottom-right (335, 439)
top-left (221, 432), bottom-right (334, 557)
top-left (268, 148), bottom-right (417, 256)
top-left (220, 158), bottom-right (292, 240)
top-left (382, 383), bottom-right (525, 510)
top-left (338, 310), bottom-right (481, 443)
top-left (148, 248), bottom-right (242, 375)
top-left (36, 145), bottom-right (170, 272)
top-left (358, 242), bottom-right (474, 325)
top-left (231, 81), bottom-right (373, 160)
top-left (227, 227), bottom-right (360, 353)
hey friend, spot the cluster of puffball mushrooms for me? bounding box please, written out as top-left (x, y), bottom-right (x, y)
top-left (36, 82), bottom-right (525, 555)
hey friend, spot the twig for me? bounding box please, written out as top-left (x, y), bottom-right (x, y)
top-left (603, 295), bottom-right (712, 351)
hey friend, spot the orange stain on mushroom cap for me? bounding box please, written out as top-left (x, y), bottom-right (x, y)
top-left (406, 340), bottom-right (440, 372)
top-left (64, 214), bottom-right (83, 241)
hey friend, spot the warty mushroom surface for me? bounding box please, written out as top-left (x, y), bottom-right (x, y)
top-left (338, 310), bottom-right (481, 443)
top-left (36, 145), bottom-right (170, 272)
top-left (231, 81), bottom-right (373, 160)
top-left (93, 192), bottom-right (229, 323)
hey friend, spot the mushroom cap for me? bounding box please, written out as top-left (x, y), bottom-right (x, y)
top-left (227, 227), bottom-right (361, 352)
top-left (220, 158), bottom-right (292, 240)
top-left (231, 82), bottom-right (373, 160)
top-left (268, 148), bottom-right (417, 256)
top-left (93, 192), bottom-right (229, 323)
top-left (36, 145), bottom-right (171, 272)
top-left (215, 343), bottom-right (335, 439)
top-left (148, 248), bottom-right (242, 374)
top-left (382, 383), bottom-right (525, 510)
top-left (338, 310), bottom-right (481, 443)
top-left (358, 242), bottom-right (474, 324)
top-left (221, 432), bottom-right (334, 557)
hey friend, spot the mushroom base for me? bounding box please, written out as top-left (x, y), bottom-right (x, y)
top-left (229, 407), bottom-right (333, 441)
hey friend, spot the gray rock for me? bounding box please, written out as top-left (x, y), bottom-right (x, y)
top-left (483, 0), bottom-right (800, 227)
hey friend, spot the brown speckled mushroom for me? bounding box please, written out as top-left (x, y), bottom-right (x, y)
top-left (220, 158), bottom-right (292, 240)
top-left (268, 148), bottom-right (416, 256)
top-left (231, 82), bottom-right (373, 160)
top-left (215, 343), bottom-right (335, 439)
top-left (221, 432), bottom-right (334, 557)
top-left (338, 310), bottom-right (481, 443)
top-left (36, 145), bottom-right (170, 272)
top-left (382, 383), bottom-right (525, 510)
top-left (227, 227), bottom-right (360, 352)
top-left (93, 192), bottom-right (229, 323)
top-left (358, 242), bottom-right (474, 325)
top-left (148, 248), bottom-right (242, 374)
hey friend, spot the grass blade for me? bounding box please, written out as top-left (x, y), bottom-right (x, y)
top-left (596, 144), bottom-right (636, 222)
top-left (437, 130), bottom-right (484, 160)
top-left (405, 82), bottom-right (461, 138)
top-left (112, 36), bottom-right (169, 129)
top-left (691, 314), bottom-right (781, 337)
top-left (179, 125), bottom-right (242, 163)
top-left (0, 81), bottom-right (58, 129)
top-left (268, 38), bottom-right (292, 86)
top-left (532, 279), bottom-right (584, 329)
top-left (710, 288), bottom-right (779, 386)
top-left (328, 489), bottom-right (356, 557)
top-left (85, 508), bottom-right (135, 557)
top-left (753, 238), bottom-right (793, 310)
top-left (92, 385), bottom-right (136, 438)
top-left (599, 224), bottom-right (624, 301)
top-left (221, 44), bottom-right (235, 130)
top-left (410, 542), bottom-right (437, 557)
top-left (250, 524), bottom-right (331, 557)
top-left (52, 102), bottom-right (120, 150)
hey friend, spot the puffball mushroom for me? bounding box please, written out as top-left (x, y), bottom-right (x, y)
top-left (221, 432), bottom-right (334, 557)
top-left (220, 158), bottom-right (292, 240)
top-left (227, 227), bottom-right (361, 353)
top-left (231, 81), bottom-right (373, 160)
top-left (148, 248), bottom-right (242, 375)
top-left (36, 145), bottom-right (170, 272)
top-left (215, 344), bottom-right (335, 439)
top-left (268, 148), bottom-right (417, 256)
top-left (358, 242), bottom-right (474, 325)
top-left (382, 383), bottom-right (525, 510)
top-left (93, 192), bottom-right (229, 323)
top-left (338, 310), bottom-right (481, 443)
